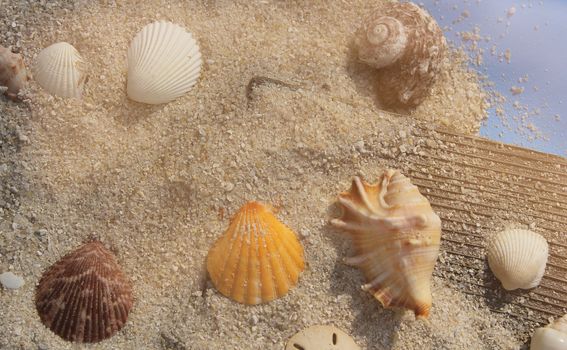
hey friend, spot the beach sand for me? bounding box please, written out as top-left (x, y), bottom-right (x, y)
top-left (1, 1), bottom-right (522, 349)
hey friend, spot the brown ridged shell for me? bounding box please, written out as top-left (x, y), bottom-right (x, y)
top-left (0, 45), bottom-right (30, 100)
top-left (354, 2), bottom-right (447, 108)
top-left (331, 170), bottom-right (441, 318)
top-left (35, 241), bottom-right (133, 343)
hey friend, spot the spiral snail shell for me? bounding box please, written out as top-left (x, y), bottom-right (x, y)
top-left (354, 2), bottom-right (447, 108)
top-left (0, 45), bottom-right (30, 100)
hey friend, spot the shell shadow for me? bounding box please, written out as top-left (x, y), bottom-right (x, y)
top-left (323, 202), bottom-right (401, 350)
top-left (344, 40), bottom-right (411, 116)
top-left (112, 97), bottom-right (164, 127)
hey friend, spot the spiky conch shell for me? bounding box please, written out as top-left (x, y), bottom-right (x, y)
top-left (530, 315), bottom-right (567, 350)
top-left (127, 21), bottom-right (202, 104)
top-left (33, 42), bottom-right (86, 98)
top-left (0, 45), bottom-right (30, 100)
top-left (206, 201), bottom-right (305, 305)
top-left (331, 170), bottom-right (441, 318)
top-left (487, 228), bottom-right (548, 290)
top-left (35, 241), bottom-right (133, 343)
top-left (354, 2), bottom-right (447, 108)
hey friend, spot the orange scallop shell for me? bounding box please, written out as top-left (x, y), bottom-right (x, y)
top-left (35, 241), bottom-right (133, 343)
top-left (206, 201), bottom-right (305, 305)
top-left (331, 170), bottom-right (441, 318)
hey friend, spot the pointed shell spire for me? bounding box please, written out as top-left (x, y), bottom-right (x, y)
top-left (0, 45), bottom-right (30, 100)
top-left (530, 315), bottom-right (567, 350)
top-left (354, 2), bottom-right (447, 108)
top-left (206, 201), bottom-right (305, 305)
top-left (35, 241), bottom-right (133, 343)
top-left (331, 170), bottom-right (441, 318)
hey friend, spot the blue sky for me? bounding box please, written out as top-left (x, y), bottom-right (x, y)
top-left (418, 0), bottom-right (566, 156)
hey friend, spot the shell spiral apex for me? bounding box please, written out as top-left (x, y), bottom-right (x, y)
top-left (331, 170), bottom-right (441, 318)
top-left (487, 228), bottom-right (548, 291)
top-left (354, 2), bottom-right (447, 108)
top-left (35, 241), bottom-right (133, 343)
top-left (0, 45), bottom-right (30, 100)
top-left (127, 21), bottom-right (202, 104)
top-left (33, 42), bottom-right (86, 98)
top-left (206, 201), bottom-right (305, 305)
top-left (530, 315), bottom-right (567, 350)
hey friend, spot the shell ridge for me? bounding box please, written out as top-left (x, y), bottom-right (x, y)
top-left (217, 210), bottom-right (246, 295)
top-left (229, 207), bottom-right (253, 302)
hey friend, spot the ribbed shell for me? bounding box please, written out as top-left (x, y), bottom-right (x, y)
top-left (0, 45), bottom-right (30, 99)
top-left (286, 325), bottom-right (361, 350)
top-left (35, 241), bottom-right (133, 343)
top-left (127, 21), bottom-right (202, 104)
top-left (530, 315), bottom-right (567, 350)
top-left (33, 42), bottom-right (85, 98)
top-left (206, 201), bottom-right (305, 305)
top-left (331, 170), bottom-right (441, 318)
top-left (487, 229), bottom-right (548, 290)
top-left (354, 2), bottom-right (447, 108)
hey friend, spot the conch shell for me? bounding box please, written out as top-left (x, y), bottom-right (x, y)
top-left (331, 170), bottom-right (441, 318)
top-left (207, 201), bottom-right (305, 305)
top-left (487, 228), bottom-right (548, 290)
top-left (354, 2), bottom-right (447, 108)
top-left (530, 315), bottom-right (567, 350)
top-left (0, 45), bottom-right (30, 100)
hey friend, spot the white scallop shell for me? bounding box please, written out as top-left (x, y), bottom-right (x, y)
top-left (127, 21), bottom-right (202, 104)
top-left (530, 315), bottom-right (567, 350)
top-left (33, 42), bottom-right (85, 98)
top-left (487, 229), bottom-right (548, 290)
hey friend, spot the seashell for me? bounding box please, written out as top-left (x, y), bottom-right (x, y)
top-left (36, 241), bottom-right (133, 343)
top-left (530, 314), bottom-right (567, 350)
top-left (206, 201), bottom-right (305, 305)
top-left (0, 45), bottom-right (30, 100)
top-left (33, 42), bottom-right (86, 98)
top-left (331, 170), bottom-right (441, 318)
top-left (487, 228), bottom-right (548, 291)
top-left (127, 21), bottom-right (202, 104)
top-left (286, 325), bottom-right (361, 350)
top-left (354, 2), bottom-right (447, 108)
top-left (0, 271), bottom-right (25, 289)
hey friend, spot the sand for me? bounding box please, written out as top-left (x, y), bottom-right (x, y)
top-left (0, 1), bottom-right (522, 349)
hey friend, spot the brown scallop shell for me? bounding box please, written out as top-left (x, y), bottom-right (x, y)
top-left (0, 45), bottom-right (30, 100)
top-left (35, 241), bottom-right (133, 343)
top-left (354, 2), bottom-right (447, 108)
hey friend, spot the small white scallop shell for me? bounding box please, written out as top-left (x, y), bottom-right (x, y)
top-left (127, 21), bottom-right (202, 104)
top-left (487, 229), bottom-right (548, 290)
top-left (530, 315), bottom-right (567, 350)
top-left (33, 42), bottom-right (86, 98)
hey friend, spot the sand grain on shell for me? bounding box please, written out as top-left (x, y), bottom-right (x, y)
top-left (1, 1), bottom-right (520, 349)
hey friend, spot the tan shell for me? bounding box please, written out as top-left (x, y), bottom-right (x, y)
top-left (206, 201), bottom-right (305, 305)
top-left (354, 2), bottom-right (447, 108)
top-left (0, 45), bottom-right (30, 100)
top-left (36, 241), bottom-right (133, 343)
top-left (286, 325), bottom-right (361, 350)
top-left (530, 315), bottom-right (567, 350)
top-left (331, 170), bottom-right (441, 318)
top-left (487, 228), bottom-right (548, 290)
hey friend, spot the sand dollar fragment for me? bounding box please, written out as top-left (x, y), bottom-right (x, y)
top-left (127, 21), bottom-right (202, 104)
top-left (207, 201), bottom-right (305, 305)
top-left (286, 325), bottom-right (360, 350)
top-left (35, 241), bottom-right (133, 343)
